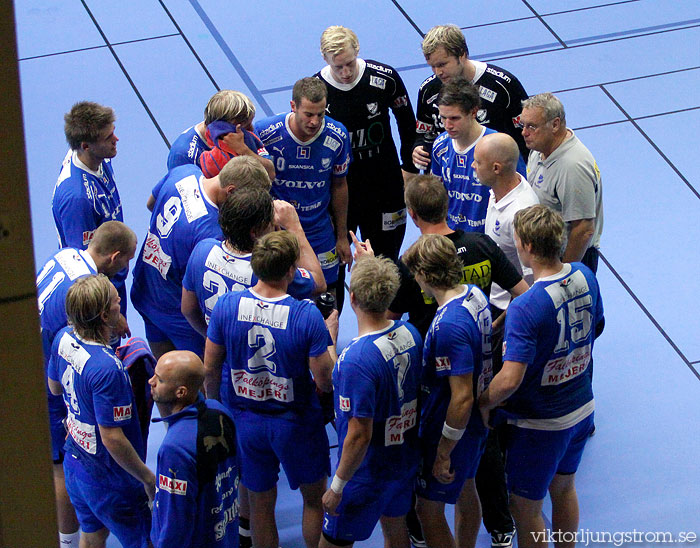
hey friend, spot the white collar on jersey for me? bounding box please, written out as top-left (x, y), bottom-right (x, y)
top-left (320, 58), bottom-right (367, 91)
top-left (71, 150), bottom-right (103, 177)
top-left (536, 263), bottom-right (573, 283)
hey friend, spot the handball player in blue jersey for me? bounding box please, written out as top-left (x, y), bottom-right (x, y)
top-left (37, 221), bottom-right (136, 547)
top-left (320, 256), bottom-right (422, 548)
top-left (48, 275), bottom-right (154, 548)
top-left (430, 79), bottom-right (525, 234)
top-left (204, 230), bottom-right (336, 548)
top-left (168, 89), bottom-right (275, 181)
top-left (479, 205), bottom-right (604, 548)
top-left (53, 101), bottom-right (129, 315)
top-left (131, 156), bottom-right (270, 361)
top-left (402, 234), bottom-right (493, 548)
top-left (182, 187), bottom-right (325, 335)
top-left (254, 77), bottom-right (352, 294)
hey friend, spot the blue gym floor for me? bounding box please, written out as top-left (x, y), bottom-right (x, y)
top-left (14, 1), bottom-right (700, 546)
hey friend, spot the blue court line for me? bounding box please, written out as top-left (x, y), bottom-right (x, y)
top-left (157, 0), bottom-right (219, 91)
top-left (599, 252), bottom-right (700, 382)
top-left (18, 34), bottom-right (179, 62)
top-left (462, 0), bottom-right (641, 30)
top-left (187, 0), bottom-right (273, 116)
top-left (522, 0), bottom-right (568, 48)
top-left (600, 84), bottom-right (700, 201)
top-left (564, 17), bottom-right (700, 46)
top-left (554, 65), bottom-right (700, 94)
top-left (80, 0), bottom-right (171, 148)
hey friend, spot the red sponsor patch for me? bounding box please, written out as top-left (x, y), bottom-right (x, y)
top-left (113, 404), bottom-right (132, 422)
top-left (299, 268), bottom-right (310, 279)
top-left (159, 474), bottom-right (187, 495)
top-left (339, 396), bottom-right (350, 412)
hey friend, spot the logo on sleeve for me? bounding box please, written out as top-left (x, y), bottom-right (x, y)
top-left (323, 136), bottom-right (341, 152)
top-left (369, 76), bottom-right (386, 89)
top-left (299, 268), bottom-right (310, 279)
top-left (159, 473), bottom-right (187, 495)
top-left (82, 230), bottom-right (95, 247)
top-left (435, 357), bottom-right (451, 372)
top-left (393, 95), bottom-right (408, 108)
top-left (113, 404), bottom-right (132, 422)
top-left (339, 396), bottom-right (351, 412)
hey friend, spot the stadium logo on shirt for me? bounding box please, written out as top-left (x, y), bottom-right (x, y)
top-left (159, 474), bottom-right (188, 495)
top-left (339, 396), bottom-right (351, 412)
top-left (479, 86), bottom-right (497, 103)
top-left (369, 76), bottom-right (386, 89)
top-left (297, 147), bottom-right (310, 159)
top-left (436, 357), bottom-right (451, 371)
top-left (113, 404), bottom-right (132, 422)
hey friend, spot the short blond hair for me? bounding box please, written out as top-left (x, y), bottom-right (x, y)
top-left (513, 205), bottom-right (565, 260)
top-left (402, 234), bottom-right (462, 290)
top-left (350, 257), bottom-right (400, 313)
top-left (204, 90), bottom-right (256, 126)
top-left (65, 274), bottom-right (113, 345)
top-left (219, 156), bottom-right (271, 191)
top-left (422, 24), bottom-right (468, 59)
top-left (320, 25), bottom-right (359, 57)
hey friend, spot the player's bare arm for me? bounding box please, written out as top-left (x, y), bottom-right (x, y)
top-left (434, 373), bottom-right (473, 484)
top-left (331, 175), bottom-right (352, 267)
top-left (274, 200), bottom-right (326, 294)
top-left (181, 287), bottom-right (208, 337)
top-left (99, 425), bottom-right (156, 501)
top-left (203, 339), bottom-right (225, 400)
top-left (322, 416), bottom-right (373, 515)
top-left (478, 360), bottom-right (527, 428)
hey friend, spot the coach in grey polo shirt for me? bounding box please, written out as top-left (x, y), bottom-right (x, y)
top-left (520, 93), bottom-right (603, 272)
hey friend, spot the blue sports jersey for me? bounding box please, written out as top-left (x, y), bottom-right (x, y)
top-left (431, 128), bottom-right (526, 233)
top-left (334, 321), bottom-right (422, 482)
top-left (502, 263), bottom-right (604, 421)
top-left (36, 248), bottom-right (97, 364)
top-left (53, 150), bottom-right (123, 249)
top-left (167, 126), bottom-right (211, 170)
top-left (254, 113), bottom-right (351, 250)
top-left (151, 395), bottom-right (239, 548)
top-left (421, 285), bottom-right (493, 435)
top-left (131, 164), bottom-right (223, 320)
top-left (183, 238), bottom-right (316, 323)
top-left (208, 288), bottom-right (331, 415)
top-left (47, 327), bottom-right (144, 489)
top-left (52, 150), bottom-right (127, 310)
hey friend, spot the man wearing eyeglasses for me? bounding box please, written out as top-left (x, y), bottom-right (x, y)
top-left (520, 93), bottom-right (603, 273)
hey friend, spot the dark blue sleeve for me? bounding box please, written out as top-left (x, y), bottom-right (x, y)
top-left (287, 268), bottom-right (315, 299)
top-left (503, 297), bottom-right (537, 365)
top-left (151, 444), bottom-right (197, 547)
top-left (336, 352), bottom-right (378, 420)
top-left (434, 319), bottom-right (475, 378)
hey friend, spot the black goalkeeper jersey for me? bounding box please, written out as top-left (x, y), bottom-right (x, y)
top-left (415, 61), bottom-right (529, 159)
top-left (316, 59), bottom-right (417, 174)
